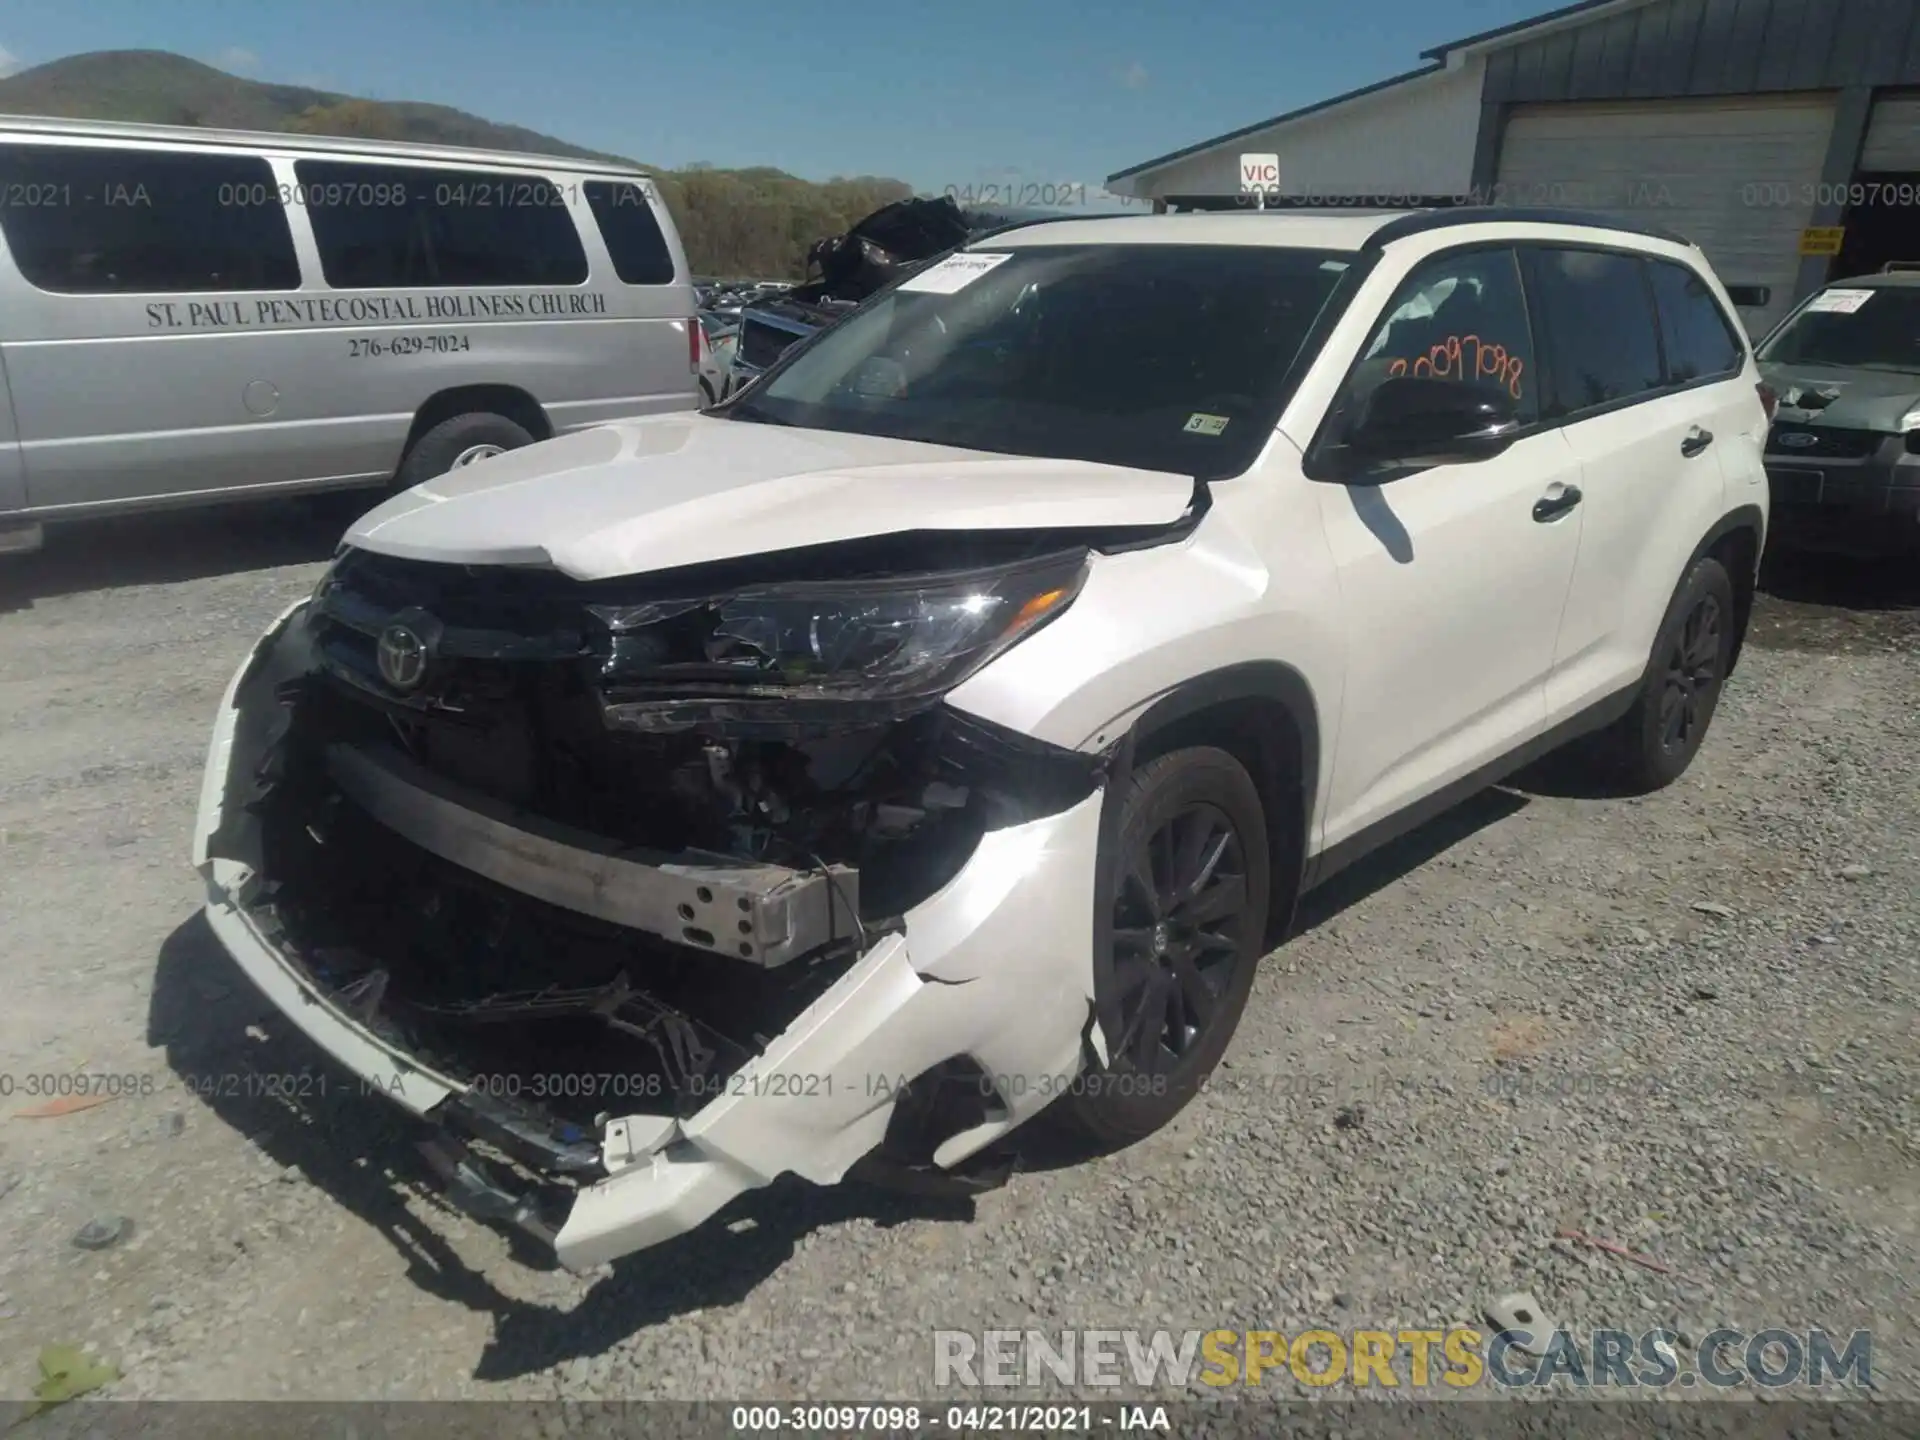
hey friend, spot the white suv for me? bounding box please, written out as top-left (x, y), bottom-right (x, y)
top-left (193, 208), bottom-right (1770, 1271)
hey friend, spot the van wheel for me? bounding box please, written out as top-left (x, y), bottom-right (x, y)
top-left (1053, 746), bottom-right (1270, 1150)
top-left (397, 413), bottom-right (535, 490)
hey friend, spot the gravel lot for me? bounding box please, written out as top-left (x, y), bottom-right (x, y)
top-left (0, 501), bottom-right (1914, 1406)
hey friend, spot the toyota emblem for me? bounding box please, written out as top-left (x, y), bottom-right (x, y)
top-left (376, 623), bottom-right (429, 691)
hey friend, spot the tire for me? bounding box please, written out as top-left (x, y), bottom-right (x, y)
top-left (396, 412), bottom-right (535, 490)
top-left (1053, 746), bottom-right (1271, 1149)
top-left (1600, 553), bottom-right (1738, 794)
top-left (698, 377), bottom-right (717, 408)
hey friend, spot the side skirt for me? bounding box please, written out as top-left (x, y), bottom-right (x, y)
top-left (1301, 682), bottom-right (1639, 892)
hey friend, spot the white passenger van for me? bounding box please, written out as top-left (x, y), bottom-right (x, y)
top-left (0, 115), bottom-right (700, 553)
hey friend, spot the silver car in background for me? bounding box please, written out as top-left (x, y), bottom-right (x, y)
top-left (0, 115), bottom-right (700, 554)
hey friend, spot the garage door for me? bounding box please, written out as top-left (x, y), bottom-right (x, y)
top-left (1497, 96), bottom-right (1836, 336)
top-left (1861, 94), bottom-right (1920, 171)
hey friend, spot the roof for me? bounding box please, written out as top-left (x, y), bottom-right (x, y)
top-left (1833, 270), bottom-right (1920, 286)
top-left (1419, 0), bottom-right (1631, 58)
top-left (978, 206), bottom-right (1696, 255)
top-left (1106, 63), bottom-right (1447, 185)
top-left (987, 210), bottom-right (1409, 250)
top-left (0, 112), bottom-right (651, 176)
top-left (1364, 205), bottom-right (1690, 250)
top-left (1107, 0), bottom-right (1648, 187)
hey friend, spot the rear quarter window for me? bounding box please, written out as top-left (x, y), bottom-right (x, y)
top-left (1647, 259), bottom-right (1745, 382)
top-left (585, 181), bottom-right (676, 285)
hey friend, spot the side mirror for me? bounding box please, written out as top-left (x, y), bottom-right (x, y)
top-left (1341, 375), bottom-right (1521, 477)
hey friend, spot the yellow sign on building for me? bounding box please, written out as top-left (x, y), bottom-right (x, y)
top-left (1799, 226), bottom-right (1846, 256)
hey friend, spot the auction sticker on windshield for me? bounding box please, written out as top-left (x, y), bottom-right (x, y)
top-left (1183, 413), bottom-right (1230, 435)
top-left (1805, 288), bottom-right (1874, 313)
top-left (900, 252), bottom-right (1014, 294)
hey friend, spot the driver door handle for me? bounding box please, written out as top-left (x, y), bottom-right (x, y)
top-left (1681, 426), bottom-right (1714, 457)
top-left (1532, 483), bottom-right (1583, 522)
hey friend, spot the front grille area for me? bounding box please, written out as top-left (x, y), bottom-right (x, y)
top-left (317, 548), bottom-right (599, 637)
top-left (1766, 424), bottom-right (1886, 460)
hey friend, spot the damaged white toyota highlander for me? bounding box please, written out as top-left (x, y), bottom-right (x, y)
top-left (193, 208), bottom-right (1770, 1271)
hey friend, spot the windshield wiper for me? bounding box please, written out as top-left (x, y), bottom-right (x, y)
top-left (724, 400), bottom-right (792, 427)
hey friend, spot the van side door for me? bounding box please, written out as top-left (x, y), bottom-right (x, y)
top-left (0, 140), bottom-right (311, 514)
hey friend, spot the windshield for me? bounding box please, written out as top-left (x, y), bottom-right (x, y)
top-left (725, 243), bottom-right (1355, 479)
top-left (1759, 286), bottom-right (1920, 372)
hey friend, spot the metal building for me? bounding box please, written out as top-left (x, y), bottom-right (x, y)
top-left (1107, 0), bottom-right (1920, 335)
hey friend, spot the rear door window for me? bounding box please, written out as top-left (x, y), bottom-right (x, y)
top-left (294, 159), bottom-right (588, 289)
top-left (0, 142), bottom-right (299, 293)
top-left (585, 181), bottom-right (675, 284)
top-left (1647, 259), bottom-right (1745, 383)
top-left (1521, 247), bottom-right (1664, 418)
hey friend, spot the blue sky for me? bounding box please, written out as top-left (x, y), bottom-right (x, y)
top-left (0, 0), bottom-right (1548, 194)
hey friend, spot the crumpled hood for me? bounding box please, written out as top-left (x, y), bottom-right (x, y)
top-left (347, 413), bottom-right (1197, 579)
top-left (1759, 362), bottom-right (1920, 431)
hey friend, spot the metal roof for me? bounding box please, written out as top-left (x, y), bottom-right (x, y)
top-left (1105, 64), bottom-right (1450, 185)
top-left (0, 112), bottom-right (651, 175)
top-left (1106, 0), bottom-right (1646, 186)
top-left (1418, 0), bottom-right (1631, 58)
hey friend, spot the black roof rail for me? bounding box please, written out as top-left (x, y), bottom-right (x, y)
top-left (1361, 206), bottom-right (1692, 250)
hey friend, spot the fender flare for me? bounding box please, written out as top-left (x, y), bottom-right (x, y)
top-left (1692, 503), bottom-right (1766, 674)
top-left (1695, 503), bottom-right (1766, 571)
top-left (1091, 660), bottom-right (1322, 963)
top-left (1129, 660), bottom-right (1322, 804)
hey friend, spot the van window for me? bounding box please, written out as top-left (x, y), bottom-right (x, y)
top-left (0, 143), bottom-right (299, 294)
top-left (1647, 259), bottom-right (1745, 382)
top-left (584, 181), bottom-right (675, 284)
top-left (294, 159), bottom-right (589, 289)
top-left (1522, 247), bottom-right (1664, 416)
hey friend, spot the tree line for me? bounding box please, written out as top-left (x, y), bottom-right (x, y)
top-left (288, 101), bottom-right (915, 280)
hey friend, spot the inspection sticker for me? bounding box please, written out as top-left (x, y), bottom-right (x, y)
top-left (898, 252), bottom-right (1013, 294)
top-left (1183, 413), bottom-right (1230, 436)
top-left (1805, 287), bottom-right (1874, 313)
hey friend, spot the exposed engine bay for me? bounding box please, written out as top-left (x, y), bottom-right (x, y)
top-left (202, 530), bottom-right (1122, 1201)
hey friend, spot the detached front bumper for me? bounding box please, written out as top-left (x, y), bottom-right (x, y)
top-left (191, 603), bottom-right (1105, 1272)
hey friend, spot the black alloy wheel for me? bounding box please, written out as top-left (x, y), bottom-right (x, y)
top-left (1051, 746), bottom-right (1272, 1148)
top-left (1658, 591), bottom-right (1724, 756)
top-left (1600, 552), bottom-right (1739, 794)
top-left (1109, 801), bottom-right (1251, 1072)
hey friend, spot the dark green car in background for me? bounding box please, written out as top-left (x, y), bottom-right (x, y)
top-left (1757, 272), bottom-right (1920, 556)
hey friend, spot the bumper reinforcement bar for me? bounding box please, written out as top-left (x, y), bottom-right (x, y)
top-left (324, 741), bottom-right (860, 968)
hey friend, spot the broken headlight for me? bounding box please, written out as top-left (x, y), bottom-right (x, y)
top-left (591, 549), bottom-right (1089, 728)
